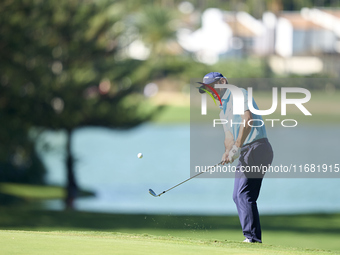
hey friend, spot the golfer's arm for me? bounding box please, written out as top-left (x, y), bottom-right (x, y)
top-left (235, 110), bottom-right (252, 148)
top-left (224, 131), bottom-right (234, 153)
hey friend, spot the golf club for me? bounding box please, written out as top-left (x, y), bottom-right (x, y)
top-left (149, 161), bottom-right (223, 197)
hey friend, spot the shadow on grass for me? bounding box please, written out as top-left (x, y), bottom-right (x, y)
top-left (0, 207), bottom-right (339, 235)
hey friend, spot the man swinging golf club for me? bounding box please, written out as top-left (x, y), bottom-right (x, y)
top-left (198, 72), bottom-right (274, 243)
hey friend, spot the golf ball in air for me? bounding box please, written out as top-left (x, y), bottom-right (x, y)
top-left (137, 153), bottom-right (143, 159)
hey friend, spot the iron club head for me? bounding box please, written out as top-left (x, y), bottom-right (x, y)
top-left (148, 162), bottom-right (223, 198)
top-left (149, 189), bottom-right (158, 197)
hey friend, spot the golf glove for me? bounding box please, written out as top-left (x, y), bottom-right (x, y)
top-left (228, 145), bottom-right (241, 163)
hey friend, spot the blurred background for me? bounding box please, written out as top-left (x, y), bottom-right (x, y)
top-left (0, 0), bottom-right (340, 249)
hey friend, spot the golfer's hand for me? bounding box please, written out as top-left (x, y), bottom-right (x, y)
top-left (221, 151), bottom-right (230, 165)
top-left (228, 145), bottom-right (241, 163)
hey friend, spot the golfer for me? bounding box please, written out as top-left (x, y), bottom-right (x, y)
top-left (198, 72), bottom-right (273, 243)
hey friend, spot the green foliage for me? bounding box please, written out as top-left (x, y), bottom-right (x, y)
top-left (0, 0), bottom-right (158, 130)
top-left (137, 6), bottom-right (177, 55)
top-left (0, 0), bottom-right (163, 189)
top-left (212, 58), bottom-right (270, 78)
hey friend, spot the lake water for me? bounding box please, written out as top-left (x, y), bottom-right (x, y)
top-left (39, 124), bottom-right (340, 215)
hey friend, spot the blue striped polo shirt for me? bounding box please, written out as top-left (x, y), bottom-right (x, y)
top-left (219, 88), bottom-right (267, 146)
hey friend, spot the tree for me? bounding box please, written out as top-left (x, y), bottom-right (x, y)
top-left (137, 6), bottom-right (178, 57)
top-left (0, 0), bottom-right (161, 208)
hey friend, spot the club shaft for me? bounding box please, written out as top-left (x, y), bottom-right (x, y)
top-left (158, 162), bottom-right (223, 196)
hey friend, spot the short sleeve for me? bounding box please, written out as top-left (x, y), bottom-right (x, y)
top-left (242, 89), bottom-right (249, 111)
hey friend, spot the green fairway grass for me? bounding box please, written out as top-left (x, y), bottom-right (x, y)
top-left (0, 208), bottom-right (339, 253)
top-left (153, 105), bottom-right (190, 123)
top-left (0, 183), bottom-right (94, 201)
top-left (0, 230), bottom-right (336, 255)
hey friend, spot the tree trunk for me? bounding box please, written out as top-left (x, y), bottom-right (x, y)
top-left (65, 129), bottom-right (78, 210)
